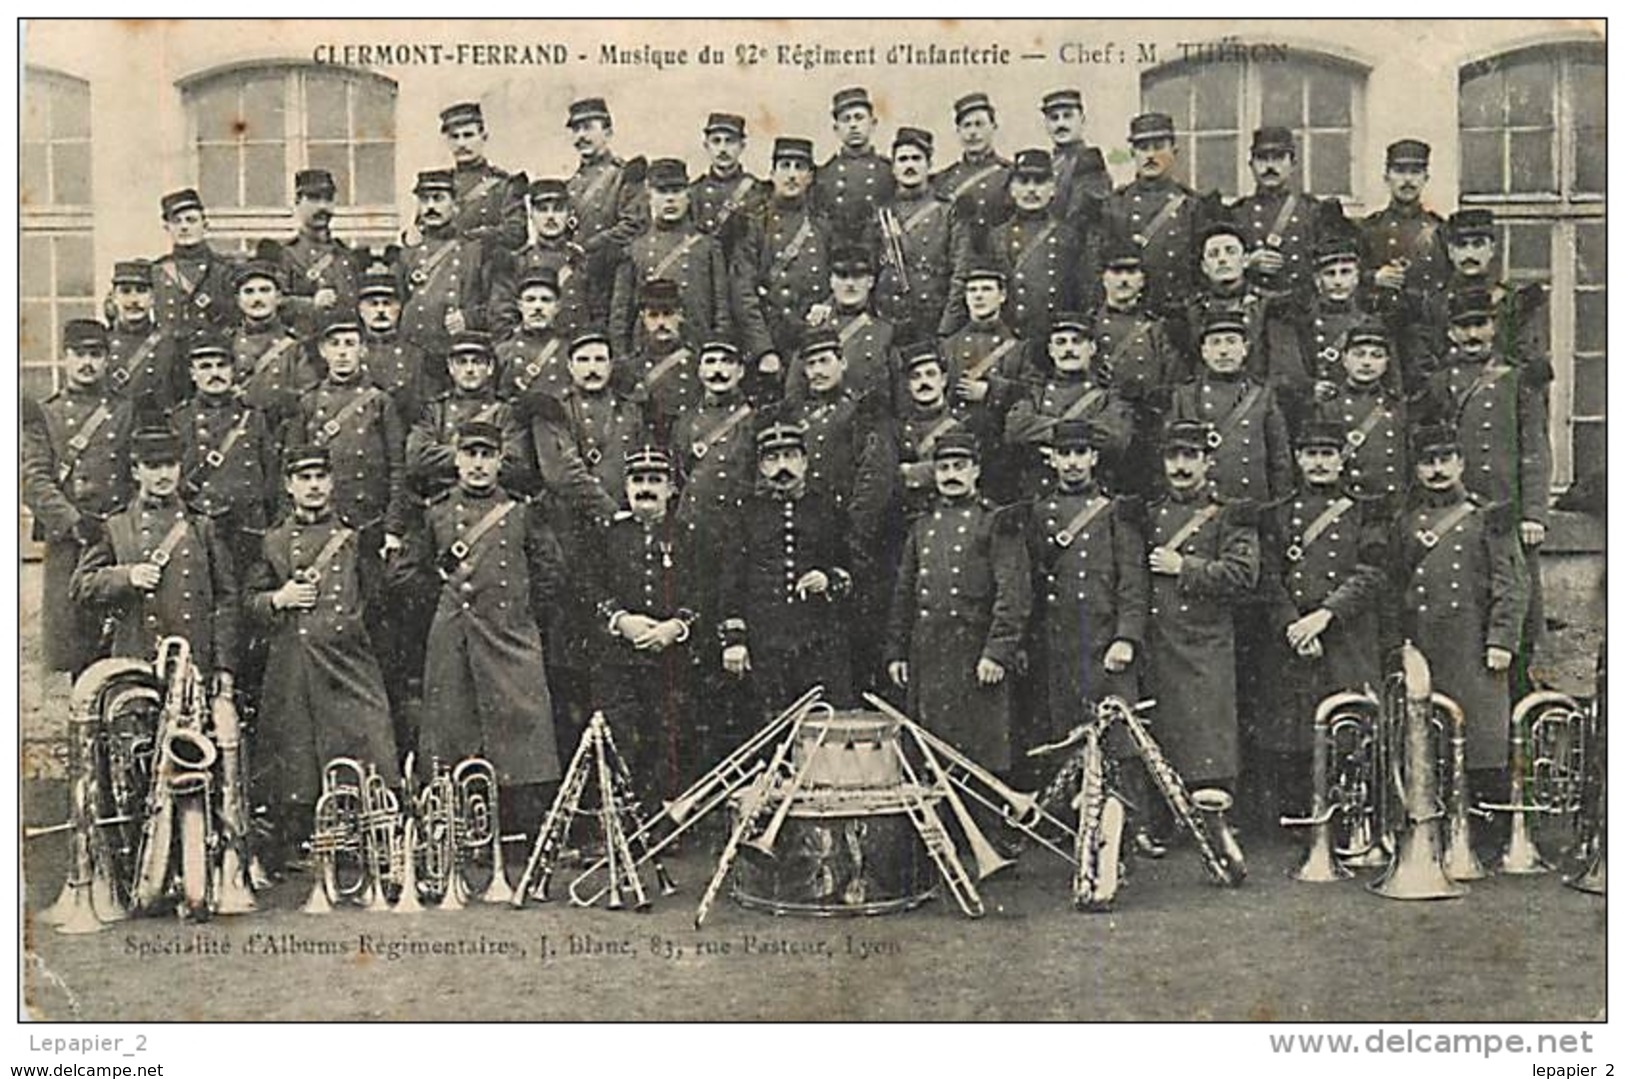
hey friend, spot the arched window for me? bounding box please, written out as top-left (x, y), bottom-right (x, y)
top-left (1142, 48), bottom-right (1367, 200)
top-left (20, 66), bottom-right (95, 401)
top-left (180, 62), bottom-right (398, 245)
top-left (1459, 42), bottom-right (1604, 486)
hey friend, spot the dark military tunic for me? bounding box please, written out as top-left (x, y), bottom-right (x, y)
top-left (1230, 187), bottom-right (1323, 299)
top-left (886, 498), bottom-right (1031, 770)
top-left (399, 229), bottom-right (488, 360)
top-left (293, 378), bottom-right (408, 534)
top-left (940, 319), bottom-right (1029, 501)
top-left (1395, 490), bottom-right (1528, 769)
top-left (1359, 200), bottom-right (1450, 299)
top-left (569, 153), bottom-right (648, 256)
top-left (22, 387), bottom-right (133, 671)
top-left (409, 485), bottom-right (563, 785)
top-left (785, 307), bottom-right (897, 405)
top-left (979, 209), bottom-right (1087, 337)
top-left (231, 319), bottom-right (318, 423)
top-left (932, 151), bottom-right (1013, 229)
top-left (245, 512), bottom-right (399, 805)
top-left (267, 232), bottom-right (362, 338)
top-left (1004, 372), bottom-right (1133, 493)
top-left (452, 159), bottom-right (528, 253)
top-left (673, 393), bottom-right (754, 530)
top-left (814, 147), bottom-right (894, 237)
top-left (1318, 382), bottom-right (1407, 499)
top-left (1027, 488), bottom-right (1147, 732)
top-left (361, 330), bottom-right (436, 421)
top-left (1258, 489), bottom-right (1386, 752)
top-left (622, 340), bottom-right (701, 443)
top-left (488, 240), bottom-right (595, 342)
top-left (495, 327), bottom-right (568, 403)
top-left (1051, 143), bottom-right (1112, 229)
top-left (71, 496), bottom-right (240, 675)
top-left (1103, 176), bottom-right (1212, 315)
top-left (886, 405), bottom-right (968, 522)
top-left (1095, 302), bottom-right (1182, 496)
top-left (106, 318), bottom-right (184, 416)
top-left (689, 168), bottom-right (767, 258)
top-left (170, 392), bottom-right (279, 539)
top-left (556, 388), bottom-right (644, 507)
top-left (734, 197), bottom-right (833, 359)
top-left (610, 223), bottom-right (731, 357)
top-left (1428, 351), bottom-right (1552, 524)
top-left (151, 243), bottom-right (237, 338)
top-left (1143, 493), bottom-right (1259, 782)
top-left (406, 390), bottom-right (526, 499)
top-left (1176, 284), bottom-right (1273, 383)
top-left (868, 188), bottom-right (957, 344)
top-left (1419, 274), bottom-right (1551, 374)
top-left (1170, 375), bottom-right (1294, 504)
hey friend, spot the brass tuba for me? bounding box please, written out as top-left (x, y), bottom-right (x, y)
top-left (1481, 690), bottom-right (1588, 875)
top-left (453, 757), bottom-right (514, 904)
top-left (1281, 688), bottom-right (1383, 882)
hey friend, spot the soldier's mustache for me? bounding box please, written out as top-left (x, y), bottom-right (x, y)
top-left (769, 468), bottom-right (797, 483)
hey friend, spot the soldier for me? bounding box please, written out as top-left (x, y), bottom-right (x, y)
top-left (1004, 312), bottom-right (1134, 495)
top-left (933, 92), bottom-right (1012, 230)
top-left (734, 136), bottom-right (831, 370)
top-left (870, 126), bottom-right (957, 345)
top-left (589, 446), bottom-right (701, 798)
top-left (796, 245), bottom-right (897, 403)
top-left (21, 319), bottom-right (134, 676)
top-left (437, 101), bottom-right (528, 254)
top-left (813, 86), bottom-right (894, 238)
top-left (1254, 419), bottom-right (1387, 824)
top-left (1141, 419), bottom-right (1260, 800)
top-left (495, 267), bottom-right (570, 404)
top-left (1423, 208), bottom-right (1550, 372)
top-left (610, 158), bottom-right (732, 358)
top-left (151, 188), bottom-right (237, 338)
top-left (398, 419), bottom-right (564, 827)
top-left (1359, 139), bottom-right (1451, 307)
top-left (399, 168), bottom-right (489, 361)
top-left (554, 329), bottom-right (646, 506)
top-left (244, 444), bottom-right (399, 867)
top-left (689, 112), bottom-right (765, 258)
top-left (1281, 233), bottom-right (1412, 405)
top-left (1025, 419), bottom-right (1147, 740)
top-left (564, 97), bottom-right (647, 261)
top-left (357, 268), bottom-right (435, 421)
top-left (1315, 318), bottom-right (1409, 500)
top-left (1170, 312), bottom-right (1294, 504)
top-left (1393, 422), bottom-right (1528, 809)
top-left (262, 168), bottom-right (362, 338)
top-left (1229, 127), bottom-right (1329, 301)
top-left (883, 342), bottom-right (970, 524)
top-left (229, 261), bottom-right (318, 424)
top-left (490, 179), bottom-right (594, 342)
top-left (885, 431), bottom-right (1031, 772)
top-left (621, 279), bottom-right (702, 444)
top-left (104, 259), bottom-right (184, 418)
top-left (1039, 88), bottom-right (1112, 227)
top-left (717, 419), bottom-right (855, 712)
top-left (407, 331), bottom-right (528, 500)
top-left (960, 148), bottom-right (1087, 338)
top-left (1177, 220), bottom-right (1272, 375)
top-left (941, 264), bottom-right (1026, 499)
top-left (1092, 242), bottom-right (1181, 496)
top-left (71, 428), bottom-right (240, 689)
top-left (1103, 113), bottom-right (1215, 316)
top-left (170, 337), bottom-right (280, 575)
top-left (290, 312), bottom-right (408, 543)
top-left (674, 340), bottom-right (756, 532)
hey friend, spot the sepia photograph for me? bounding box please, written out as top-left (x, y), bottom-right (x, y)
top-left (13, 16), bottom-right (1608, 1038)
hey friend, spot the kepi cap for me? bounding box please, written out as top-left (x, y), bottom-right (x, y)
top-left (831, 87), bottom-right (873, 117)
top-left (160, 188), bottom-right (204, 219)
top-left (131, 428), bottom-right (183, 466)
top-left (1128, 113), bottom-right (1176, 144)
top-left (283, 444), bottom-right (332, 475)
top-left (565, 98), bottom-right (611, 128)
top-left (439, 102), bottom-right (484, 132)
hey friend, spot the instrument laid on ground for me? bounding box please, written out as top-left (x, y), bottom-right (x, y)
top-left (1566, 648), bottom-right (1606, 896)
top-left (305, 757), bottom-right (403, 913)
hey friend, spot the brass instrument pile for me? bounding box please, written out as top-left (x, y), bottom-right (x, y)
top-left (304, 754), bottom-right (517, 913)
top-left (34, 636), bottom-right (259, 934)
top-left (1284, 640), bottom-right (1606, 899)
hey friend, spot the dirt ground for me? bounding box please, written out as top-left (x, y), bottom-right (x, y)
top-left (16, 565), bottom-right (1606, 1023)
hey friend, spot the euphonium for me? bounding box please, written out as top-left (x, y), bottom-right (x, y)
top-left (453, 757), bottom-right (514, 904)
top-left (1482, 690), bottom-right (1586, 875)
top-left (1282, 688), bottom-right (1382, 882)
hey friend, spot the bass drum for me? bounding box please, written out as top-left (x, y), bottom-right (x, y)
top-left (731, 788), bottom-right (937, 917)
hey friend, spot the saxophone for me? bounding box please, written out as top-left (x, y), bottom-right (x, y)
top-left (1118, 704), bottom-right (1245, 887)
top-left (1071, 717), bottom-right (1127, 911)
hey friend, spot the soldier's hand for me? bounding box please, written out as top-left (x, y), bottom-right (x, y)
top-left (1373, 263), bottom-right (1407, 291)
top-left (756, 352), bottom-right (783, 377)
top-left (274, 579), bottom-right (319, 610)
top-left (900, 461), bottom-right (934, 489)
top-left (1520, 520), bottom-right (1547, 547)
top-left (443, 308), bottom-right (467, 334)
top-left (955, 378), bottom-right (990, 404)
top-left (634, 618), bottom-right (684, 651)
top-left (794, 569), bottom-right (830, 600)
top-left (312, 287), bottom-right (338, 309)
top-left (888, 660), bottom-right (909, 688)
top-left (1296, 637), bottom-right (1325, 659)
top-left (1313, 380), bottom-right (1339, 403)
top-left (1148, 546), bottom-right (1184, 575)
top-left (1286, 608), bottom-right (1334, 650)
top-left (722, 644), bottom-right (751, 676)
top-left (1103, 640), bottom-right (1135, 673)
top-left (615, 612), bottom-right (659, 643)
top-left (129, 563), bottom-right (163, 591)
top-left (1248, 247), bottom-right (1284, 276)
top-left (381, 533), bottom-right (405, 557)
top-left (975, 657), bottom-right (1006, 686)
top-left (805, 303), bottom-right (833, 328)
top-left (1485, 646), bottom-right (1514, 672)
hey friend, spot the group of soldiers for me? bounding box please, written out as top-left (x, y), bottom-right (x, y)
top-left (23, 85), bottom-right (1553, 867)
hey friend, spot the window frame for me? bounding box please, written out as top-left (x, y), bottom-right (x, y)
top-left (1458, 42), bottom-right (1606, 205)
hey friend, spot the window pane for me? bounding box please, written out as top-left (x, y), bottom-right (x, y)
top-left (354, 143), bottom-right (394, 204)
top-left (1508, 129), bottom-right (1554, 193)
top-left (1575, 125), bottom-right (1605, 195)
top-left (1458, 67), bottom-right (1502, 129)
top-left (199, 145), bottom-right (240, 208)
top-left (1259, 67), bottom-right (1301, 127)
top-left (307, 142), bottom-right (352, 202)
top-left (1505, 59), bottom-right (1554, 127)
top-left (1309, 132), bottom-right (1350, 197)
top-left (1194, 134), bottom-right (1237, 196)
top-left (306, 74), bottom-right (349, 140)
top-left (1143, 76), bottom-right (1186, 128)
top-left (242, 75), bottom-right (286, 140)
top-left (21, 364), bottom-right (58, 402)
top-left (53, 142), bottom-right (91, 205)
top-left (21, 79), bottom-right (49, 142)
top-left (1571, 58), bottom-right (1604, 129)
top-left (244, 143), bottom-right (287, 206)
top-left (51, 81), bottom-right (89, 138)
top-left (1572, 421), bottom-right (1605, 467)
top-left (20, 302), bottom-right (53, 367)
top-left (353, 79), bottom-right (396, 141)
top-left (56, 235), bottom-right (94, 297)
top-left (1193, 65), bottom-right (1239, 131)
top-left (60, 300), bottom-right (97, 324)
top-left (1308, 70), bottom-right (1353, 127)
top-left (1460, 130), bottom-right (1503, 195)
top-left (192, 80), bottom-right (239, 141)
top-left (20, 145), bottom-right (49, 206)
top-left (1574, 291), bottom-right (1606, 356)
top-left (1504, 222), bottom-right (1551, 277)
top-left (20, 234), bottom-right (51, 298)
top-left (1575, 222), bottom-right (1605, 286)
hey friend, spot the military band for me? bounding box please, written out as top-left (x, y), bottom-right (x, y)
top-left (30, 84), bottom-right (1565, 900)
